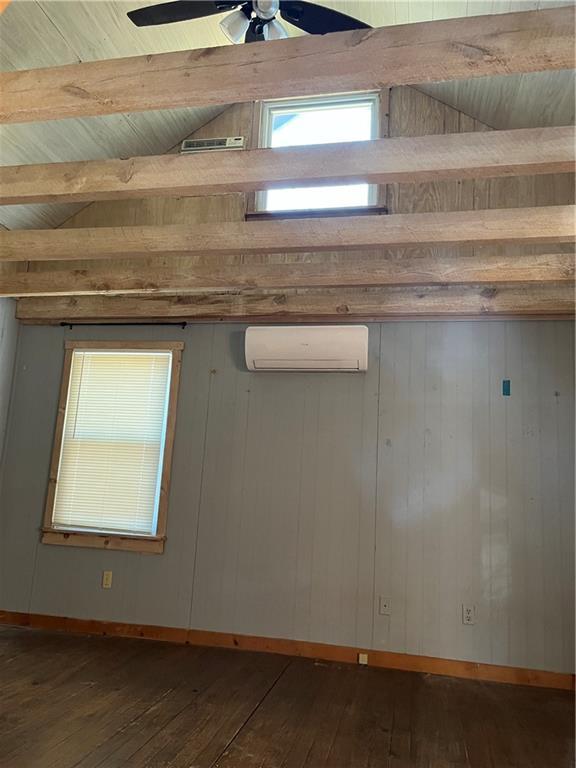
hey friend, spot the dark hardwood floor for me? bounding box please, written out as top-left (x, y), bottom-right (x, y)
top-left (0, 626), bottom-right (573, 768)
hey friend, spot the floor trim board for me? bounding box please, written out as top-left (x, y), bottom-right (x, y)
top-left (1, 610), bottom-right (572, 691)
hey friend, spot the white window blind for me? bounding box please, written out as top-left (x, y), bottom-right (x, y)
top-left (51, 349), bottom-right (173, 537)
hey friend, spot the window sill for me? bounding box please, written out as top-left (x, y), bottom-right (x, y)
top-left (41, 529), bottom-right (165, 554)
top-left (245, 205), bottom-right (388, 221)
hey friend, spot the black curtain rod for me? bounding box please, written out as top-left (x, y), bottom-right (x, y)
top-left (60, 322), bottom-right (188, 329)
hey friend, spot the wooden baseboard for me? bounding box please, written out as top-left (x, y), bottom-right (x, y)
top-left (0, 610), bottom-right (573, 691)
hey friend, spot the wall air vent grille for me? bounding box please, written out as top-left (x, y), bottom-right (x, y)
top-left (180, 137), bottom-right (245, 153)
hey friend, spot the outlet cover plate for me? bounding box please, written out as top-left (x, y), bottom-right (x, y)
top-left (378, 596), bottom-right (392, 616)
top-left (102, 571), bottom-right (113, 589)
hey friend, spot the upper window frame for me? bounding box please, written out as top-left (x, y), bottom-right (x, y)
top-left (41, 340), bottom-right (184, 555)
top-left (255, 91), bottom-right (381, 213)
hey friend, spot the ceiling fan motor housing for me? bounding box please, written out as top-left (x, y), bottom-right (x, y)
top-left (252, 1), bottom-right (280, 21)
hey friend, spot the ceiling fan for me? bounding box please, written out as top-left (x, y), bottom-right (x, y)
top-left (127, 1), bottom-right (370, 44)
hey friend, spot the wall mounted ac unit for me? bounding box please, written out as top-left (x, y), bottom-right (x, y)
top-left (245, 326), bottom-right (368, 372)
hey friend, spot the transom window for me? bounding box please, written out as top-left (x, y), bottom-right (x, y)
top-left (257, 92), bottom-right (379, 212)
top-left (42, 341), bottom-right (183, 554)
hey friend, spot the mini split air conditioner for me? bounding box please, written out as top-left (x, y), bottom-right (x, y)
top-left (245, 326), bottom-right (368, 372)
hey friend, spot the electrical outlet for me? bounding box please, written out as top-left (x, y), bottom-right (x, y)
top-left (378, 596), bottom-right (392, 616)
top-left (102, 571), bottom-right (113, 589)
top-left (358, 653), bottom-right (369, 666)
top-left (462, 604), bottom-right (476, 625)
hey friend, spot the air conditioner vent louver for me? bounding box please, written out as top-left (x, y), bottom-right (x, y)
top-left (245, 326), bottom-right (368, 373)
top-left (180, 136), bottom-right (245, 153)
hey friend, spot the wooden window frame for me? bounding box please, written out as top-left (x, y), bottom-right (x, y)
top-left (245, 205), bottom-right (389, 221)
top-left (246, 90), bottom-right (388, 217)
top-left (250, 91), bottom-right (381, 215)
top-left (41, 340), bottom-right (184, 555)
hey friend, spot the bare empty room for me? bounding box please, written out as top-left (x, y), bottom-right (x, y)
top-left (0, 0), bottom-right (574, 766)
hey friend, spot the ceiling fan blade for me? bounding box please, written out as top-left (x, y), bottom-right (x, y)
top-left (127, 1), bottom-right (239, 27)
top-left (279, 1), bottom-right (370, 34)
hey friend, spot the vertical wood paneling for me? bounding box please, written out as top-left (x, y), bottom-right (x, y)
top-left (521, 324), bottom-right (545, 663)
top-left (418, 323), bottom-right (443, 655)
top-left (485, 322), bottom-right (510, 665)
top-left (504, 322), bottom-right (529, 666)
top-left (190, 325), bottom-right (379, 648)
top-left (0, 298), bottom-right (18, 466)
top-left (373, 320), bottom-right (574, 673)
top-left (374, 323), bottom-right (411, 652)
top-left (554, 322), bottom-right (575, 669)
top-left (0, 321), bottom-right (573, 672)
top-left (190, 325), bottom-right (305, 637)
top-left (486, 319), bottom-right (510, 664)
top-left (537, 323), bottom-right (564, 667)
top-left (0, 325), bottom-right (65, 611)
top-left (403, 325), bottom-right (427, 657)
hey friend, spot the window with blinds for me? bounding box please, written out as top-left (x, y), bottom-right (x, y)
top-left (50, 348), bottom-right (174, 538)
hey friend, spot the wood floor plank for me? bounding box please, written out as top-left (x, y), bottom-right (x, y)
top-left (213, 659), bottom-right (341, 767)
top-left (434, 678), bottom-right (470, 766)
top-left (322, 666), bottom-right (398, 768)
top-left (0, 628), bottom-right (573, 768)
top-left (216, 662), bottom-right (421, 768)
top-left (0, 634), bottom-right (145, 722)
top-left (454, 679), bottom-right (514, 768)
top-left (1, 640), bottom-right (179, 767)
top-left (41, 646), bottom-right (267, 768)
top-left (481, 680), bottom-right (575, 768)
top-left (73, 660), bottom-right (244, 768)
top-left (36, 645), bottom-right (209, 768)
top-left (411, 677), bottom-right (473, 767)
top-left (387, 669), bottom-right (416, 767)
top-left (122, 651), bottom-right (288, 768)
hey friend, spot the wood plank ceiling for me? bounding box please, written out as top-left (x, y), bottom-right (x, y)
top-left (0, 0), bottom-right (574, 231)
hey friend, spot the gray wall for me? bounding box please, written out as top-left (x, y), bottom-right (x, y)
top-left (0, 299), bottom-right (18, 468)
top-left (0, 321), bottom-right (573, 674)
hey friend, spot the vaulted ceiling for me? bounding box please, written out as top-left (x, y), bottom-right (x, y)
top-left (1, 0), bottom-right (573, 231)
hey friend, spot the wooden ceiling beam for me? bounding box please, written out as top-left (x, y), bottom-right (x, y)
top-left (16, 284), bottom-right (574, 324)
top-left (1, 207), bottom-right (573, 263)
top-left (1, 6), bottom-right (573, 124)
top-left (2, 252), bottom-right (573, 298)
top-left (1, 127), bottom-right (573, 206)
